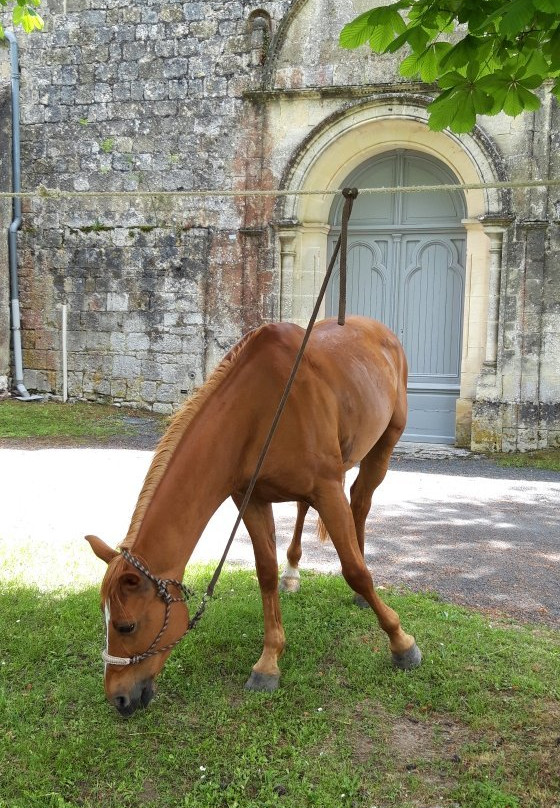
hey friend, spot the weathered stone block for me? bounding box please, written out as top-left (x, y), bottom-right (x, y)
top-left (107, 292), bottom-right (129, 311)
top-left (156, 382), bottom-right (178, 403)
top-left (153, 402), bottom-right (173, 415)
top-left (455, 398), bottom-right (472, 448)
top-left (113, 354), bottom-right (141, 377)
top-left (127, 332), bottom-right (150, 351)
top-left (471, 400), bottom-right (503, 452)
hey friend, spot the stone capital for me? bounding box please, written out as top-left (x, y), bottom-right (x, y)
top-left (479, 214), bottom-right (514, 232)
top-left (271, 218), bottom-right (299, 232)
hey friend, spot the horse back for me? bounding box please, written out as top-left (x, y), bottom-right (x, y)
top-left (234, 316), bottom-right (407, 487)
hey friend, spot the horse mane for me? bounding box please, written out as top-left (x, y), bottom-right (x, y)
top-left (120, 326), bottom-right (264, 551)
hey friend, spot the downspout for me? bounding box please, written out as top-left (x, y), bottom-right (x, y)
top-left (5, 31), bottom-right (34, 399)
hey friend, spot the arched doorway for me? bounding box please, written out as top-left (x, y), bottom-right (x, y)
top-left (326, 150), bottom-right (467, 443)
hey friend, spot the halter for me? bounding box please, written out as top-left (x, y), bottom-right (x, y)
top-left (102, 548), bottom-right (193, 667)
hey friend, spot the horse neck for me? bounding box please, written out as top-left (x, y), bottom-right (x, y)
top-left (130, 393), bottom-right (250, 577)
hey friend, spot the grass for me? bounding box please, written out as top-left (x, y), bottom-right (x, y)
top-left (2, 398), bottom-right (559, 471)
top-left (492, 448), bottom-right (560, 472)
top-left (0, 399), bottom-right (165, 444)
top-left (1, 563), bottom-right (559, 808)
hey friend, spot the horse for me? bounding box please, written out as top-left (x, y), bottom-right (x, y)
top-left (86, 315), bottom-right (421, 717)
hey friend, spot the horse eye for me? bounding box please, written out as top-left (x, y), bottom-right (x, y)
top-left (116, 622), bottom-right (136, 634)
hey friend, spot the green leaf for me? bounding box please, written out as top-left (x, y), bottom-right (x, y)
top-left (419, 45), bottom-right (440, 82)
top-left (428, 78), bottom-right (494, 132)
top-left (478, 71), bottom-right (543, 116)
top-left (466, 60), bottom-right (481, 82)
top-left (545, 25), bottom-right (560, 68)
top-left (399, 50), bottom-right (423, 77)
top-left (504, 84), bottom-right (541, 115)
top-left (368, 7), bottom-right (407, 52)
top-left (340, 10), bottom-right (377, 49)
top-left (427, 88), bottom-right (478, 132)
top-left (399, 42), bottom-right (451, 81)
top-left (439, 34), bottom-right (486, 70)
top-left (499, 0), bottom-right (537, 36)
top-left (519, 50), bottom-right (550, 79)
top-left (340, 4), bottom-right (406, 51)
top-left (533, 0), bottom-right (560, 11)
top-left (384, 23), bottom-right (430, 54)
top-left (438, 70), bottom-right (469, 89)
top-left (516, 73), bottom-right (546, 89)
top-left (12, 4), bottom-right (24, 23)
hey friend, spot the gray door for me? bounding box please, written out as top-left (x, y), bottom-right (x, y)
top-left (327, 150), bottom-right (466, 443)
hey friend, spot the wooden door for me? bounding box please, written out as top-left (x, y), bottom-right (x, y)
top-left (327, 151), bottom-right (466, 443)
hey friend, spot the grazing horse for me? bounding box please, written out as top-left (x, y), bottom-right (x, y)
top-left (86, 316), bottom-right (421, 716)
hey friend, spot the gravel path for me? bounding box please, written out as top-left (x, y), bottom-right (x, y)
top-left (1, 435), bottom-right (558, 627)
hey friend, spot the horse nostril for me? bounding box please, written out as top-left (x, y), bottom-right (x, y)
top-left (112, 693), bottom-right (135, 717)
top-left (114, 693), bottom-right (129, 710)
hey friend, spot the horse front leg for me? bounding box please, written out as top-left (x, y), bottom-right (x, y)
top-left (279, 500), bottom-right (309, 593)
top-left (315, 481), bottom-right (421, 670)
top-left (233, 494), bottom-right (285, 691)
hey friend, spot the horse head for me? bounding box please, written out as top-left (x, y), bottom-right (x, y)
top-left (85, 535), bottom-right (190, 717)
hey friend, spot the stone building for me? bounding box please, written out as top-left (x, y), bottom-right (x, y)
top-left (1, 0), bottom-right (559, 450)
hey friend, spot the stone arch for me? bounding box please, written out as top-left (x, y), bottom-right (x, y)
top-left (278, 95), bottom-right (509, 222)
top-left (274, 96), bottom-right (510, 444)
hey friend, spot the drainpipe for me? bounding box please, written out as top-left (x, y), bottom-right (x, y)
top-left (5, 31), bottom-right (35, 400)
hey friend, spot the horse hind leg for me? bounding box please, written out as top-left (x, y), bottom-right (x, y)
top-left (351, 422), bottom-right (403, 609)
top-left (314, 480), bottom-right (421, 671)
top-left (279, 501), bottom-right (309, 593)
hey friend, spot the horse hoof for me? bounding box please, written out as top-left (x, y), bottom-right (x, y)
top-left (392, 642), bottom-right (422, 670)
top-left (353, 593), bottom-right (370, 609)
top-left (279, 576), bottom-right (300, 593)
top-left (244, 671), bottom-right (280, 692)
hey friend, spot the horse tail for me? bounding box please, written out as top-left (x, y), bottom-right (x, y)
top-left (316, 474), bottom-right (346, 543)
top-left (317, 516), bottom-right (330, 543)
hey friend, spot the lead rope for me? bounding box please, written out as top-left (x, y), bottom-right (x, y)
top-left (188, 187), bottom-right (359, 630)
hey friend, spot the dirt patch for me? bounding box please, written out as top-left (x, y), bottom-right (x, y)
top-left (351, 700), bottom-right (472, 768)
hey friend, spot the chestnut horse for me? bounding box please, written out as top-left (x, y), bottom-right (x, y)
top-left (86, 316), bottom-right (421, 716)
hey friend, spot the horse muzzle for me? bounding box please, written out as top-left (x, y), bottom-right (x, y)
top-left (110, 678), bottom-right (154, 717)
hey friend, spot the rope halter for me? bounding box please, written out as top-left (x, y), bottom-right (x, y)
top-left (102, 548), bottom-right (193, 667)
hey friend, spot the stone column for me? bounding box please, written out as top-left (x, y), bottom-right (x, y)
top-left (480, 217), bottom-right (512, 368)
top-left (471, 216), bottom-right (513, 451)
top-left (301, 222), bottom-right (330, 323)
top-left (455, 218), bottom-right (486, 447)
top-left (275, 222), bottom-right (298, 322)
top-left (516, 219), bottom-right (548, 450)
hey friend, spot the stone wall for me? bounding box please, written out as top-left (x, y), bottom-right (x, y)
top-left (1, 0), bottom-right (287, 411)
top-left (1, 0), bottom-right (558, 447)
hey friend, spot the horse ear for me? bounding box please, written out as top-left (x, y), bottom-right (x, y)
top-left (84, 534), bottom-right (118, 564)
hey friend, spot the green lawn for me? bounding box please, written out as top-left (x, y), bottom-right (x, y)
top-left (1, 566), bottom-right (559, 808)
top-left (0, 399), bottom-right (165, 443)
top-left (2, 398), bottom-right (559, 471)
top-left (492, 448), bottom-right (560, 472)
